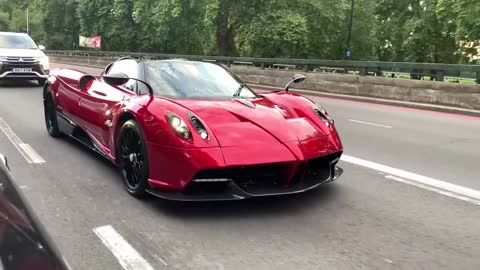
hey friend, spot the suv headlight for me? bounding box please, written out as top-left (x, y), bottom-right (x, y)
top-left (35, 56), bottom-right (49, 70)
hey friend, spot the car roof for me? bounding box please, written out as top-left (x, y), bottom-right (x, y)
top-left (0, 32), bottom-right (30, 37)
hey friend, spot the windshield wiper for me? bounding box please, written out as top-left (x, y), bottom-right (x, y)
top-left (233, 83), bottom-right (246, 97)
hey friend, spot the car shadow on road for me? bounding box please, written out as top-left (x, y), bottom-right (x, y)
top-left (50, 132), bottom-right (343, 219)
top-left (147, 184), bottom-right (341, 219)
top-left (61, 136), bottom-right (118, 170)
top-left (0, 80), bottom-right (40, 88)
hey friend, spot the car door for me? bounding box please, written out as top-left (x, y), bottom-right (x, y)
top-left (55, 71), bottom-right (83, 123)
top-left (77, 59), bottom-right (139, 149)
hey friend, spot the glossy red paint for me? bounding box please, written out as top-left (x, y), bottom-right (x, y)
top-left (47, 64), bottom-right (343, 197)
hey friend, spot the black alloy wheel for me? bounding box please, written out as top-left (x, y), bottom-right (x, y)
top-left (43, 88), bottom-right (61, 137)
top-left (118, 120), bottom-right (149, 198)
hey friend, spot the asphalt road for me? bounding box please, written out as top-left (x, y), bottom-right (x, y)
top-left (0, 63), bottom-right (479, 270)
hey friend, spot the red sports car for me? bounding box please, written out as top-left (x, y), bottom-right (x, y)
top-left (43, 58), bottom-right (343, 200)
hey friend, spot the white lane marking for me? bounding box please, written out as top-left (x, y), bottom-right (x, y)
top-left (384, 258), bottom-right (394, 264)
top-left (153, 254), bottom-right (168, 266)
top-left (93, 225), bottom-right (155, 270)
top-left (348, 119), bottom-right (392, 129)
top-left (19, 143), bottom-right (46, 164)
top-left (0, 117), bottom-right (45, 164)
top-left (385, 175), bottom-right (480, 206)
top-left (62, 256), bottom-right (73, 270)
top-left (341, 155), bottom-right (480, 206)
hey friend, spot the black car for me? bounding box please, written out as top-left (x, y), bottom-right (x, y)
top-left (0, 154), bottom-right (69, 270)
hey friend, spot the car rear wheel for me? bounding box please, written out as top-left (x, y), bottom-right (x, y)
top-left (117, 120), bottom-right (149, 198)
top-left (43, 88), bottom-right (61, 137)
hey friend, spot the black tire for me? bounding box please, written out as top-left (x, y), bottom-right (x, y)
top-left (37, 78), bottom-right (47, 86)
top-left (117, 120), bottom-right (149, 198)
top-left (43, 88), bottom-right (62, 137)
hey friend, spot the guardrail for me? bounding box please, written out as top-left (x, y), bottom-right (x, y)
top-left (45, 50), bottom-right (480, 84)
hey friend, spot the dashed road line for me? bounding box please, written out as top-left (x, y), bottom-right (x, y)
top-left (0, 117), bottom-right (45, 164)
top-left (348, 119), bottom-right (393, 128)
top-left (341, 155), bottom-right (480, 206)
top-left (153, 254), bottom-right (168, 266)
top-left (93, 225), bottom-right (156, 270)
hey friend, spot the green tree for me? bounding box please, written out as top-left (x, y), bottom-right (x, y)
top-left (40, 0), bottom-right (79, 49)
top-left (0, 11), bottom-right (9, 30)
top-left (374, 0), bottom-right (458, 63)
top-left (237, 10), bottom-right (309, 58)
top-left (78, 0), bottom-right (116, 50)
top-left (0, 0), bottom-right (476, 63)
top-left (206, 0), bottom-right (272, 56)
top-left (440, 0), bottom-right (480, 62)
top-left (133, 0), bottom-right (207, 54)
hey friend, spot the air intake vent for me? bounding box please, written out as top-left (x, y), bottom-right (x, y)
top-left (313, 108), bottom-right (330, 126)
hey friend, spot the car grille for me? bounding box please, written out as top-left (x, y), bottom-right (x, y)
top-left (188, 163), bottom-right (285, 195)
top-left (5, 56), bottom-right (36, 63)
top-left (186, 152), bottom-right (342, 196)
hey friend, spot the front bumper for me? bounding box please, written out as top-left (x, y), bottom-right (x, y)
top-left (0, 61), bottom-right (49, 80)
top-left (146, 152), bottom-right (344, 201)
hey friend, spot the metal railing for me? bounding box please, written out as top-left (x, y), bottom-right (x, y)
top-left (45, 50), bottom-right (480, 84)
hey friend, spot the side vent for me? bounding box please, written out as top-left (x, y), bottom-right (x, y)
top-left (79, 75), bottom-right (96, 90)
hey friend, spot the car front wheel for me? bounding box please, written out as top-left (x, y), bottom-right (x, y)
top-left (117, 120), bottom-right (150, 198)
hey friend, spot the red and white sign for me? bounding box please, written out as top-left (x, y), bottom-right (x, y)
top-left (79, 36), bottom-right (102, 49)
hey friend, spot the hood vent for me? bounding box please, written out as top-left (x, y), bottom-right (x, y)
top-left (233, 98), bottom-right (255, 108)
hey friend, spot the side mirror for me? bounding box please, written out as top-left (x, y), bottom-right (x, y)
top-left (102, 73), bottom-right (130, 86)
top-left (102, 73), bottom-right (154, 96)
top-left (38, 45), bottom-right (46, 51)
top-left (285, 74), bottom-right (306, 92)
top-left (104, 62), bottom-right (114, 75)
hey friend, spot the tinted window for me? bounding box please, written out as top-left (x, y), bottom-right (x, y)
top-left (145, 61), bottom-right (257, 98)
top-left (0, 34), bottom-right (38, 49)
top-left (107, 59), bottom-right (139, 91)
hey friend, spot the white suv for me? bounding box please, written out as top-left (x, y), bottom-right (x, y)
top-left (0, 32), bottom-right (50, 85)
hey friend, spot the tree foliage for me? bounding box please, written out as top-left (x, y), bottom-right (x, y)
top-left (0, 0), bottom-right (478, 63)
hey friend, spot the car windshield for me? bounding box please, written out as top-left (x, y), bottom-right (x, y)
top-left (0, 34), bottom-right (38, 49)
top-left (145, 61), bottom-right (257, 99)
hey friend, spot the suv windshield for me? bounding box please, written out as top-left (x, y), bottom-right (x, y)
top-left (0, 34), bottom-right (38, 49)
top-left (145, 61), bottom-right (257, 99)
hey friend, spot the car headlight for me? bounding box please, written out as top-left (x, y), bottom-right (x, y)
top-left (166, 113), bottom-right (192, 140)
top-left (313, 105), bottom-right (334, 126)
top-left (188, 113), bottom-right (209, 140)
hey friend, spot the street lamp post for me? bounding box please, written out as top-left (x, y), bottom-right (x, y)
top-left (26, 8), bottom-right (29, 35)
top-left (345, 0), bottom-right (354, 59)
